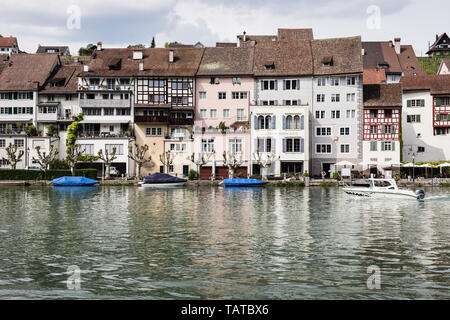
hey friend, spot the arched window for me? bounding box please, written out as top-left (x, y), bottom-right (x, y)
top-left (265, 116), bottom-right (272, 129)
top-left (294, 116), bottom-right (300, 129)
top-left (258, 116), bottom-right (265, 129)
top-left (286, 116), bottom-right (293, 129)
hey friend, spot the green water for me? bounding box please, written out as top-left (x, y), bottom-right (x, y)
top-left (0, 186), bottom-right (449, 299)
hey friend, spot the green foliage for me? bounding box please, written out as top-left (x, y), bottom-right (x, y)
top-left (333, 172), bottom-right (340, 180)
top-left (236, 172), bottom-right (245, 178)
top-left (250, 174), bottom-right (262, 179)
top-left (303, 171), bottom-right (309, 178)
top-left (78, 44), bottom-right (95, 56)
top-left (79, 155), bottom-right (99, 162)
top-left (25, 125), bottom-right (37, 136)
top-left (127, 44), bottom-right (146, 49)
top-left (188, 169), bottom-right (198, 181)
top-left (47, 124), bottom-right (58, 136)
top-left (151, 37), bottom-right (156, 48)
top-left (320, 181), bottom-right (339, 187)
top-left (66, 114), bottom-right (83, 156)
top-left (418, 54), bottom-right (450, 74)
top-left (50, 159), bottom-right (69, 170)
top-left (165, 41), bottom-right (182, 48)
top-left (0, 169), bottom-right (97, 181)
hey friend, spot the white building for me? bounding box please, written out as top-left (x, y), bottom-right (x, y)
top-left (0, 37), bottom-right (19, 56)
top-left (401, 75), bottom-right (450, 162)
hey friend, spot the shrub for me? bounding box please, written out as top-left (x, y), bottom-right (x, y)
top-left (50, 159), bottom-right (69, 170)
top-left (188, 169), bottom-right (198, 180)
top-left (0, 169), bottom-right (97, 181)
top-left (250, 174), bottom-right (262, 179)
top-left (235, 172), bottom-right (245, 178)
top-left (333, 172), bottom-right (340, 180)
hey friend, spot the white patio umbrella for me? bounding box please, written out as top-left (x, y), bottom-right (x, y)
top-left (402, 163), bottom-right (416, 168)
top-left (438, 162), bottom-right (450, 167)
top-left (336, 160), bottom-right (354, 167)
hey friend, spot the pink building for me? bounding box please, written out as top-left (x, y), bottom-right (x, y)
top-left (194, 47), bottom-right (255, 179)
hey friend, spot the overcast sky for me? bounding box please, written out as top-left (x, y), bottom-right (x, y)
top-left (0, 0), bottom-right (448, 57)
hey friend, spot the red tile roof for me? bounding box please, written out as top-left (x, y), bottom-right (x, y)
top-left (40, 65), bottom-right (83, 94)
top-left (401, 75), bottom-right (450, 95)
top-left (363, 68), bottom-right (386, 84)
top-left (363, 83), bottom-right (403, 107)
top-left (0, 37), bottom-right (17, 48)
top-left (198, 47), bottom-right (254, 76)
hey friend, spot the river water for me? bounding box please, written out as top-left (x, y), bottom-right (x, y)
top-left (0, 186), bottom-right (449, 300)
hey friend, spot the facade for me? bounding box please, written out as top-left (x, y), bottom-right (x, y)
top-left (195, 47), bottom-right (254, 179)
top-left (36, 46), bottom-right (71, 56)
top-left (437, 58), bottom-right (450, 75)
top-left (362, 84), bottom-right (402, 175)
top-left (310, 37), bottom-right (364, 177)
top-left (426, 33), bottom-right (450, 57)
top-left (0, 37), bottom-right (19, 56)
top-left (401, 75), bottom-right (450, 162)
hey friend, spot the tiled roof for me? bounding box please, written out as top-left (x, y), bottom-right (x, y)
top-left (397, 45), bottom-right (427, 77)
top-left (216, 42), bottom-right (237, 48)
top-left (36, 45), bottom-right (70, 55)
top-left (79, 48), bottom-right (204, 77)
top-left (278, 29), bottom-right (314, 41)
top-left (312, 36), bottom-right (363, 75)
top-left (426, 33), bottom-right (450, 55)
top-left (197, 47), bottom-right (254, 76)
top-left (363, 83), bottom-right (402, 107)
top-left (401, 75), bottom-right (450, 95)
top-left (363, 68), bottom-right (386, 84)
top-left (253, 40), bottom-right (313, 76)
top-left (40, 65), bottom-right (83, 94)
top-left (0, 37), bottom-right (17, 47)
top-left (0, 53), bottom-right (59, 91)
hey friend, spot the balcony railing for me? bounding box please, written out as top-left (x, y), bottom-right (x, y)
top-left (78, 85), bottom-right (133, 91)
top-left (79, 99), bottom-right (131, 108)
top-left (37, 112), bottom-right (59, 122)
top-left (134, 115), bottom-right (169, 123)
top-left (169, 118), bottom-right (194, 125)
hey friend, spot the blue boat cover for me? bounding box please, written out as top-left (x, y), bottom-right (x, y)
top-left (142, 173), bottom-right (187, 184)
top-left (223, 178), bottom-right (269, 187)
top-left (52, 176), bottom-right (99, 186)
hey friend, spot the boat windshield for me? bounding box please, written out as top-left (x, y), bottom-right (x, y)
top-left (372, 180), bottom-right (396, 189)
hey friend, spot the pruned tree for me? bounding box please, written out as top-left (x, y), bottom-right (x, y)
top-left (128, 143), bottom-right (152, 179)
top-left (253, 148), bottom-right (279, 180)
top-left (2, 143), bottom-right (24, 170)
top-left (66, 144), bottom-right (84, 176)
top-left (32, 145), bottom-right (59, 172)
top-left (151, 37), bottom-right (156, 48)
top-left (188, 153), bottom-right (213, 180)
top-left (223, 151), bottom-right (244, 179)
top-left (98, 147), bottom-right (117, 180)
top-left (160, 150), bottom-right (174, 174)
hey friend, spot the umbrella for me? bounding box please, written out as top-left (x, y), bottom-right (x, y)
top-left (382, 161), bottom-right (401, 168)
top-left (419, 164), bottom-right (431, 167)
top-left (402, 163), bottom-right (416, 168)
top-left (336, 160), bottom-right (354, 167)
top-left (438, 163), bottom-right (450, 167)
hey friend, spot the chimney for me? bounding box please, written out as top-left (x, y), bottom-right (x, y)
top-left (97, 41), bottom-right (102, 51)
top-left (361, 48), bottom-right (365, 56)
top-left (394, 38), bottom-right (401, 55)
top-left (436, 34), bottom-right (439, 41)
top-left (139, 60), bottom-right (144, 72)
top-left (83, 65), bottom-right (89, 72)
top-left (243, 31), bottom-right (247, 42)
top-left (133, 50), bottom-right (143, 60)
top-left (169, 49), bottom-right (174, 63)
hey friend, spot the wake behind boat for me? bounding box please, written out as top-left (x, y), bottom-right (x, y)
top-left (139, 173), bottom-right (187, 188)
top-left (342, 178), bottom-right (425, 200)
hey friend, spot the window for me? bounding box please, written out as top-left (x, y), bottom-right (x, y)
top-left (370, 125), bottom-right (377, 134)
top-left (315, 111), bottom-right (325, 119)
top-left (232, 77), bottom-right (241, 85)
top-left (340, 144), bottom-right (350, 153)
top-left (80, 144), bottom-right (94, 156)
top-left (370, 141), bottom-right (377, 151)
top-left (83, 108), bottom-right (102, 116)
top-left (200, 109), bottom-right (207, 119)
top-left (406, 115), bottom-right (421, 123)
top-left (381, 125), bottom-right (396, 134)
top-left (149, 80), bottom-right (165, 87)
top-left (407, 99), bottom-right (425, 107)
top-left (316, 144), bottom-right (332, 154)
top-left (104, 108), bottom-right (114, 116)
top-left (232, 92), bottom-right (248, 99)
top-left (385, 109), bottom-right (392, 118)
top-left (317, 78), bottom-right (326, 86)
top-left (316, 127), bottom-right (332, 136)
top-left (105, 144), bottom-right (123, 155)
top-left (237, 109), bottom-right (245, 121)
top-left (284, 138), bottom-right (303, 153)
top-left (381, 142), bottom-right (394, 151)
top-left (218, 92), bottom-right (227, 100)
top-left (89, 78), bottom-right (100, 85)
top-left (284, 79), bottom-right (298, 90)
top-left (199, 92), bottom-right (206, 99)
top-left (331, 94), bottom-right (340, 102)
top-left (229, 138), bottom-right (242, 153)
top-left (201, 139), bottom-right (215, 153)
top-left (317, 94), bottom-right (325, 102)
top-left (0, 139), bottom-right (5, 148)
top-left (146, 127), bottom-right (162, 136)
top-left (352, 110), bottom-right (356, 118)
top-left (370, 110), bottom-right (378, 118)
top-left (331, 78), bottom-right (340, 86)
top-left (120, 93), bottom-right (129, 100)
top-left (286, 116), bottom-right (293, 129)
top-left (223, 109), bottom-right (230, 118)
top-left (418, 146), bottom-right (425, 153)
top-left (210, 77), bottom-right (220, 85)
top-left (170, 143), bottom-right (187, 152)
top-left (347, 93), bottom-right (355, 102)
top-left (210, 109), bottom-right (217, 119)
top-left (347, 76), bottom-right (356, 85)
top-left (117, 108), bottom-right (130, 116)
top-left (331, 110), bottom-right (341, 119)
top-left (66, 95), bottom-right (73, 101)
top-left (340, 127), bottom-right (350, 136)
top-left (262, 80), bottom-right (277, 90)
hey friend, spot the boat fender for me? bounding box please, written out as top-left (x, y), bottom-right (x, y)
top-left (415, 189), bottom-right (425, 200)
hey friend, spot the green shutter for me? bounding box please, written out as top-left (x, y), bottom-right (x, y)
top-left (13, 107), bottom-right (17, 115)
top-left (392, 142), bottom-right (396, 151)
top-left (381, 142), bottom-right (385, 151)
top-left (417, 115), bottom-right (421, 123)
top-left (436, 114), bottom-right (440, 121)
top-left (436, 98), bottom-right (441, 107)
top-left (407, 115), bottom-right (411, 123)
top-left (29, 107), bottom-right (33, 115)
top-left (407, 100), bottom-right (411, 107)
top-left (421, 99), bottom-right (425, 107)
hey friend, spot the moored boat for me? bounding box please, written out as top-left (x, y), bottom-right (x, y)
top-left (52, 176), bottom-right (99, 187)
top-left (222, 178), bottom-right (269, 187)
top-left (342, 178), bottom-right (425, 200)
top-left (139, 173), bottom-right (187, 188)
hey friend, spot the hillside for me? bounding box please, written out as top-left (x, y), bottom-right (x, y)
top-left (418, 54), bottom-right (450, 74)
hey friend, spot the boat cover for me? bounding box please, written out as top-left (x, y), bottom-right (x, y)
top-left (52, 176), bottom-right (99, 186)
top-left (142, 173), bottom-right (187, 184)
top-left (223, 179), bottom-right (269, 187)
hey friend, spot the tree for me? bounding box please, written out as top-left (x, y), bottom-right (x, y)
top-left (223, 151), bottom-right (244, 179)
top-left (78, 44), bottom-right (95, 56)
top-left (127, 44), bottom-right (145, 49)
top-left (128, 143), bottom-right (152, 179)
top-left (2, 143), bottom-right (24, 170)
top-left (253, 148), bottom-right (279, 180)
top-left (188, 153), bottom-right (213, 180)
top-left (32, 145), bottom-right (59, 173)
top-left (98, 147), bottom-right (117, 180)
top-left (66, 145), bottom-right (84, 176)
top-left (66, 114), bottom-right (83, 156)
top-left (160, 151), bottom-right (174, 174)
top-left (164, 41), bottom-right (182, 48)
top-left (151, 37), bottom-right (156, 48)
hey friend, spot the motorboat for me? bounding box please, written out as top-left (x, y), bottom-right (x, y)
top-left (139, 173), bottom-right (187, 188)
top-left (52, 176), bottom-right (99, 187)
top-left (342, 178), bottom-right (425, 200)
top-left (222, 178), bottom-right (269, 187)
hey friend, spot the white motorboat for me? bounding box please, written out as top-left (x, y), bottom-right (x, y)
top-left (342, 178), bottom-right (425, 200)
top-left (139, 173), bottom-right (187, 188)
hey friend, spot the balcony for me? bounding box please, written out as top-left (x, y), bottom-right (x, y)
top-left (79, 99), bottom-right (131, 108)
top-left (78, 84), bottom-right (133, 92)
top-left (169, 117), bottom-right (194, 126)
top-left (134, 115), bottom-right (169, 123)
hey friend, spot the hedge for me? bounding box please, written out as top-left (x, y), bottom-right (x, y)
top-left (0, 169), bottom-right (98, 181)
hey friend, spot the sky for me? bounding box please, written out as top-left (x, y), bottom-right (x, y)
top-left (0, 0), bottom-right (448, 57)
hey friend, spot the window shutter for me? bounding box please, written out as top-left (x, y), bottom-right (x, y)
top-left (296, 79), bottom-right (300, 90)
top-left (254, 116), bottom-right (258, 130)
top-left (282, 139), bottom-right (286, 153)
top-left (272, 115), bottom-right (276, 129)
top-left (381, 142), bottom-right (385, 151)
top-left (407, 115), bottom-right (411, 123)
top-left (282, 99), bottom-right (286, 105)
top-left (272, 139), bottom-right (276, 153)
top-left (301, 115), bottom-right (305, 130)
top-left (30, 107), bottom-right (33, 115)
top-left (407, 100), bottom-right (411, 107)
top-left (282, 116), bottom-right (286, 129)
top-left (392, 142), bottom-right (396, 151)
top-left (260, 80), bottom-right (264, 91)
top-left (417, 115), bottom-right (421, 122)
top-left (421, 99), bottom-right (425, 107)
top-left (297, 99), bottom-right (301, 105)
top-left (435, 98), bottom-right (440, 106)
top-left (274, 80), bottom-right (278, 91)
top-left (300, 138), bottom-right (305, 153)
top-left (283, 80), bottom-right (286, 90)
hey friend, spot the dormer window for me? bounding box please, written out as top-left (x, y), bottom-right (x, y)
top-left (264, 61), bottom-right (275, 70)
top-left (210, 77), bottom-right (220, 85)
top-left (108, 58), bottom-right (122, 71)
top-left (322, 56), bottom-right (333, 66)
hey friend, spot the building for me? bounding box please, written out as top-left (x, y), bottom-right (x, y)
top-left (310, 36), bottom-right (364, 177)
top-left (36, 45), bottom-right (71, 56)
top-left (0, 37), bottom-right (19, 56)
top-left (401, 75), bottom-right (450, 162)
top-left (362, 84), bottom-right (402, 176)
top-left (426, 33), bottom-right (450, 57)
top-left (195, 47), bottom-right (255, 179)
top-left (134, 47), bottom-right (204, 177)
top-left (237, 28), bottom-right (314, 47)
top-left (437, 58), bottom-right (450, 75)
top-left (252, 40), bottom-right (312, 176)
top-left (0, 53), bottom-right (60, 169)
top-left (362, 38), bottom-right (426, 83)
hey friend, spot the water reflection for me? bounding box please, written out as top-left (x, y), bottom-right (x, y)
top-left (0, 186), bottom-right (449, 299)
